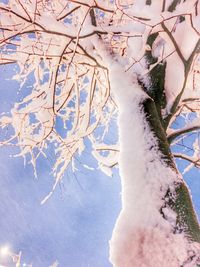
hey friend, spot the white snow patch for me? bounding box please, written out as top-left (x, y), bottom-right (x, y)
top-left (106, 61), bottom-right (200, 267)
top-left (165, 52), bottom-right (185, 110)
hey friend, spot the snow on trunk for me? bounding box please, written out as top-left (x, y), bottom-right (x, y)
top-left (108, 63), bottom-right (200, 267)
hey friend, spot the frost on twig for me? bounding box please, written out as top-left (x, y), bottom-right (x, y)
top-left (0, 0), bottom-right (118, 198)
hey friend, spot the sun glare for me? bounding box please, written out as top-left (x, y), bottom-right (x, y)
top-left (0, 246), bottom-right (9, 257)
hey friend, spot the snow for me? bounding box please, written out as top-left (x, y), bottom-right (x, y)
top-left (1, 0), bottom-right (200, 266)
top-left (103, 61), bottom-right (200, 267)
top-left (165, 52), bottom-right (185, 109)
top-left (126, 0), bottom-right (163, 24)
top-left (167, 117), bottom-right (200, 138)
top-left (172, 16), bottom-right (200, 60)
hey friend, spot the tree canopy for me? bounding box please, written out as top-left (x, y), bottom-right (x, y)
top-left (1, 0), bottom-right (200, 266)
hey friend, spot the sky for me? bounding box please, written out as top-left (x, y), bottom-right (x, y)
top-left (0, 64), bottom-right (121, 267)
top-left (0, 64), bottom-right (200, 267)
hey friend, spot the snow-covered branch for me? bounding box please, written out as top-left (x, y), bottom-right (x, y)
top-left (1, 1), bottom-right (200, 265)
top-left (168, 124), bottom-right (200, 143)
top-left (174, 153), bottom-right (200, 168)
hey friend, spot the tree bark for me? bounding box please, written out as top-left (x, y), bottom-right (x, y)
top-left (138, 31), bottom-right (200, 243)
top-left (143, 96), bottom-right (200, 243)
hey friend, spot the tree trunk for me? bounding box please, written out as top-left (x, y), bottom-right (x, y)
top-left (109, 61), bottom-right (200, 267)
top-left (143, 97), bottom-right (200, 243)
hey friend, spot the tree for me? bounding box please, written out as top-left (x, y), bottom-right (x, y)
top-left (1, 0), bottom-right (200, 266)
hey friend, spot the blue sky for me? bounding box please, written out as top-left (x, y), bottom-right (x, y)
top-left (0, 64), bottom-right (121, 266)
top-left (0, 144), bottom-right (121, 267)
top-left (0, 64), bottom-right (199, 267)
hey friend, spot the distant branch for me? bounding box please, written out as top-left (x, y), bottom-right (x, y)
top-left (57, 6), bottom-right (81, 21)
top-left (174, 153), bottom-right (200, 167)
top-left (68, 0), bottom-right (114, 13)
top-left (168, 126), bottom-right (200, 143)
